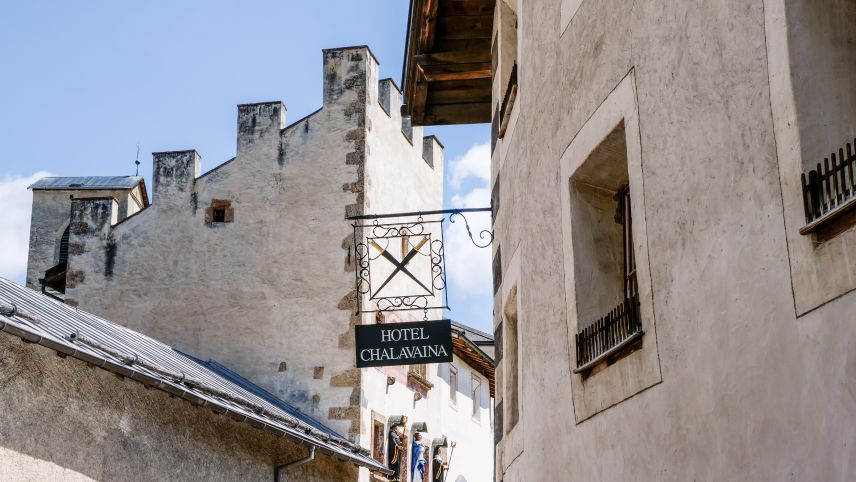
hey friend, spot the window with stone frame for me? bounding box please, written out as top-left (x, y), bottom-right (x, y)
top-left (559, 71), bottom-right (661, 421)
top-left (205, 199), bottom-right (234, 225)
top-left (788, 0), bottom-right (856, 238)
top-left (492, 0), bottom-right (519, 149)
top-left (567, 121), bottom-right (642, 373)
top-left (767, 0), bottom-right (856, 316)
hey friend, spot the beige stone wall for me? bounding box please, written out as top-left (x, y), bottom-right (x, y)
top-left (492, 0), bottom-right (856, 480)
top-left (0, 335), bottom-right (356, 482)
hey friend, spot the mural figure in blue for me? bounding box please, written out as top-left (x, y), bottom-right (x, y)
top-left (412, 432), bottom-right (426, 481)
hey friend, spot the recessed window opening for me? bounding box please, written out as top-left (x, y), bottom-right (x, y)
top-left (205, 199), bottom-right (233, 225)
top-left (503, 284), bottom-right (520, 433)
top-left (57, 225), bottom-right (70, 264)
top-left (789, 0), bottom-right (856, 231)
top-left (569, 121), bottom-right (642, 371)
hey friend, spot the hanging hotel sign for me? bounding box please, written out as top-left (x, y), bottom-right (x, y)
top-left (355, 319), bottom-right (453, 368)
top-left (348, 208), bottom-right (491, 368)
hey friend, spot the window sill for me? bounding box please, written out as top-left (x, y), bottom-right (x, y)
top-left (573, 330), bottom-right (643, 374)
top-left (800, 196), bottom-right (856, 235)
top-left (407, 371), bottom-right (433, 395)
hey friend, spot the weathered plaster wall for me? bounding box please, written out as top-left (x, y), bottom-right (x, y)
top-left (492, 0), bottom-right (856, 480)
top-left (26, 187), bottom-right (141, 290)
top-left (0, 335), bottom-right (357, 482)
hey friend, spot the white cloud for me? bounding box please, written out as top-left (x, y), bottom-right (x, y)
top-left (448, 141), bottom-right (490, 189)
top-left (444, 140), bottom-right (492, 298)
top-left (0, 171), bottom-right (51, 283)
top-left (450, 187), bottom-right (490, 209)
top-left (444, 210), bottom-right (492, 297)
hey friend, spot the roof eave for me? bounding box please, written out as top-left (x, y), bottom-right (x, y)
top-left (401, 0), bottom-right (496, 126)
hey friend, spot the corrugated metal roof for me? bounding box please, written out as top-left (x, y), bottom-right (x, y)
top-left (0, 278), bottom-right (389, 475)
top-left (29, 176), bottom-right (143, 190)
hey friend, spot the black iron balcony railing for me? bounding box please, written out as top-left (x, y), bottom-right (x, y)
top-left (801, 138), bottom-right (856, 233)
top-left (574, 294), bottom-right (643, 372)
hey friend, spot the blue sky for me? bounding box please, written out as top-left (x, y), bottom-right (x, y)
top-left (0, 1), bottom-right (493, 333)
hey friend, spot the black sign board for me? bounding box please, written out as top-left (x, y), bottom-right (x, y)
top-left (355, 319), bottom-right (453, 368)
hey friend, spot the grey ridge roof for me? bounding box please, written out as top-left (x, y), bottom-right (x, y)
top-left (0, 278), bottom-right (388, 475)
top-left (29, 176), bottom-right (144, 190)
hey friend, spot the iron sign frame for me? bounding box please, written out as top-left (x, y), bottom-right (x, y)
top-left (348, 208), bottom-right (492, 315)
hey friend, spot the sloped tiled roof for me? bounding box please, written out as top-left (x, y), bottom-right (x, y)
top-left (29, 176), bottom-right (143, 190)
top-left (0, 278), bottom-right (389, 475)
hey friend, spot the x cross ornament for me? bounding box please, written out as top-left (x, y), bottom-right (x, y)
top-left (368, 236), bottom-right (432, 298)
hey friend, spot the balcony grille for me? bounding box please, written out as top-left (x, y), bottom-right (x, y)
top-left (575, 295), bottom-right (642, 369)
top-left (801, 138), bottom-right (856, 228)
top-left (575, 185), bottom-right (643, 371)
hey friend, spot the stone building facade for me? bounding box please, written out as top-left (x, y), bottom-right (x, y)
top-left (403, 0), bottom-right (856, 480)
top-left (25, 46), bottom-right (494, 482)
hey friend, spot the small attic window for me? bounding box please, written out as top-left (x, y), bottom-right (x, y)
top-left (205, 199), bottom-right (234, 225)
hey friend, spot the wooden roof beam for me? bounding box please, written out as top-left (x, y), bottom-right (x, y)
top-left (419, 0), bottom-right (439, 51)
top-left (423, 102), bottom-right (492, 125)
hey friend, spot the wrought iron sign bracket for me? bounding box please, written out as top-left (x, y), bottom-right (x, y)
top-left (347, 207), bottom-right (493, 249)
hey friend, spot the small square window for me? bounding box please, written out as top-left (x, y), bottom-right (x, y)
top-left (205, 199), bottom-right (233, 225)
top-left (212, 208), bottom-right (226, 223)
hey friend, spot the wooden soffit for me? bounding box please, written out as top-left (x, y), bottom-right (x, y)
top-left (403, 0), bottom-right (495, 126)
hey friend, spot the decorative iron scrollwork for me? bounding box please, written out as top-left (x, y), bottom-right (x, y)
top-left (349, 207), bottom-right (492, 315)
top-left (449, 210), bottom-right (494, 249)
